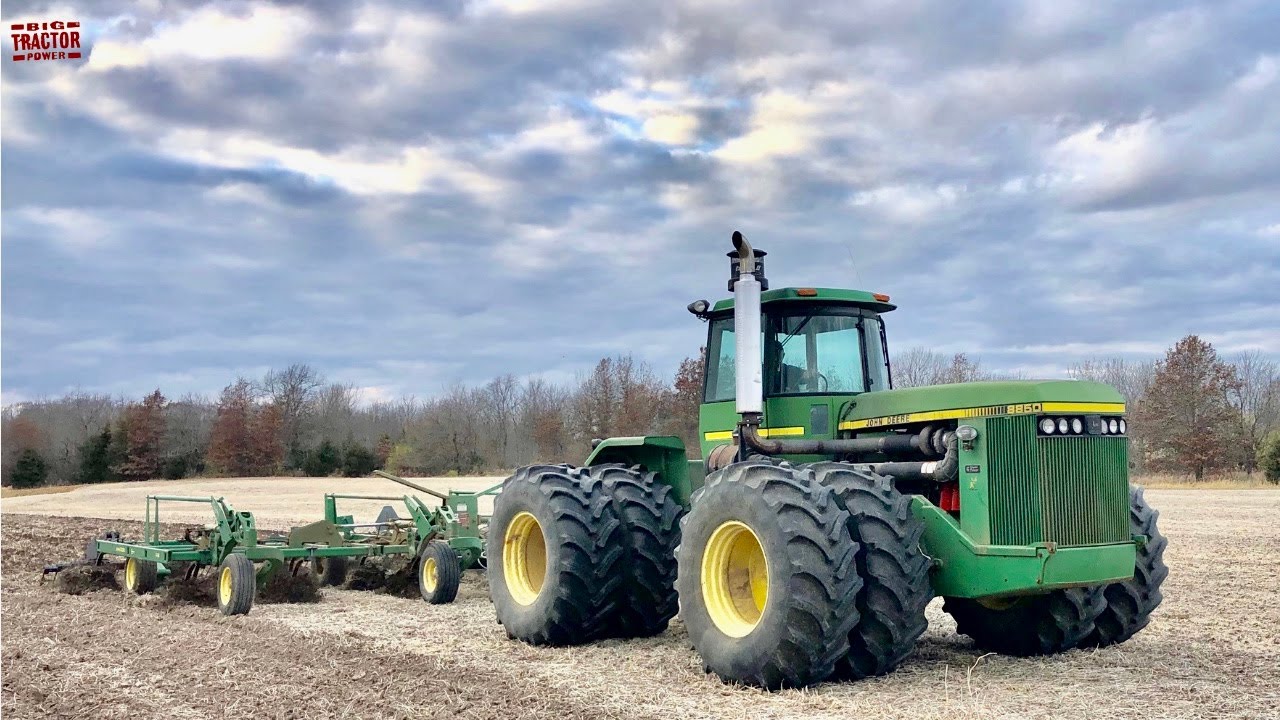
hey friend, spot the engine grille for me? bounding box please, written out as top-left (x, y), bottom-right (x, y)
top-left (987, 414), bottom-right (1130, 547)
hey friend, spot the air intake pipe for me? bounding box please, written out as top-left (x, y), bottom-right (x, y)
top-left (739, 424), bottom-right (959, 483)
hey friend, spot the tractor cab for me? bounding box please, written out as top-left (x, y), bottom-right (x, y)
top-left (692, 288), bottom-right (897, 460)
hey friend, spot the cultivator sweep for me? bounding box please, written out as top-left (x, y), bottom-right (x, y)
top-left (47, 472), bottom-right (500, 615)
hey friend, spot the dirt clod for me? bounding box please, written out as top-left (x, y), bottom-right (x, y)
top-left (346, 562), bottom-right (387, 591)
top-left (259, 567), bottom-right (322, 604)
top-left (53, 564), bottom-right (120, 595)
top-left (160, 572), bottom-right (218, 607)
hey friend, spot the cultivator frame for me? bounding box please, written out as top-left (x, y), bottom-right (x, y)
top-left (80, 473), bottom-right (500, 615)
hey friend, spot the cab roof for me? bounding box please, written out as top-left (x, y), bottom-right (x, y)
top-left (710, 287), bottom-right (897, 313)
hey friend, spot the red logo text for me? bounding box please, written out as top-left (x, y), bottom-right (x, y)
top-left (11, 20), bottom-right (82, 62)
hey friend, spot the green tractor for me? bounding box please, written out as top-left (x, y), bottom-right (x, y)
top-left (487, 232), bottom-right (1168, 689)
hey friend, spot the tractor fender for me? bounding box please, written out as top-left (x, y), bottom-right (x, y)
top-left (584, 435), bottom-right (702, 508)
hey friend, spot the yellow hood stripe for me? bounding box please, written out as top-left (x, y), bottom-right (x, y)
top-left (703, 426), bottom-right (806, 442)
top-left (838, 401), bottom-right (1125, 430)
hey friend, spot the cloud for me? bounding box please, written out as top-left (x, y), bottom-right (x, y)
top-left (1, 0), bottom-right (1278, 402)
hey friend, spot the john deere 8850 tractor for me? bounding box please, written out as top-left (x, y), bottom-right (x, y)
top-left (487, 232), bottom-right (1167, 689)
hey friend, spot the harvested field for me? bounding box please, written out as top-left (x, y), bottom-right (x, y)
top-left (3, 488), bottom-right (1278, 719)
top-left (0, 475), bottom-right (506, 527)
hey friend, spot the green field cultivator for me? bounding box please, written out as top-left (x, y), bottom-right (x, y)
top-left (48, 472), bottom-right (500, 615)
top-left (485, 232), bottom-right (1169, 690)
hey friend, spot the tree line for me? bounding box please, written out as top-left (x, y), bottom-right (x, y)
top-left (3, 336), bottom-right (1278, 488)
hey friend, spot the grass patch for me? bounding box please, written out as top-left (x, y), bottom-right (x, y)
top-left (1135, 472), bottom-right (1277, 489)
top-left (1, 484), bottom-right (83, 499)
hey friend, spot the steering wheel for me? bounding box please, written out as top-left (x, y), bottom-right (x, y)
top-left (804, 370), bottom-right (829, 392)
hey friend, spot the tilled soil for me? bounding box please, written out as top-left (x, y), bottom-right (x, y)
top-left (3, 489), bottom-right (1279, 720)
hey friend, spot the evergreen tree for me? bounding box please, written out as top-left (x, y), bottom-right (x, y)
top-left (76, 425), bottom-right (114, 484)
top-left (12, 448), bottom-right (49, 488)
top-left (303, 440), bottom-right (342, 477)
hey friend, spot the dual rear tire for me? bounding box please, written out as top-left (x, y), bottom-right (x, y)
top-left (487, 464), bottom-right (682, 645)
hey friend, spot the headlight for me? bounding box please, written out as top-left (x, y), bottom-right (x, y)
top-left (1101, 421), bottom-right (1110, 434)
top-left (1071, 418), bottom-right (1083, 434)
top-left (1039, 418), bottom-right (1056, 434)
top-left (1118, 419), bottom-right (1127, 434)
top-left (1108, 418), bottom-right (1119, 434)
top-left (1057, 418), bottom-right (1069, 434)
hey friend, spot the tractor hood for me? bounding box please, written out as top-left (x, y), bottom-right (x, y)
top-left (840, 380), bottom-right (1125, 429)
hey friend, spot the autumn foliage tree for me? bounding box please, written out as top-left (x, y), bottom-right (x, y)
top-left (1139, 335), bottom-right (1242, 480)
top-left (207, 380), bottom-right (283, 476)
top-left (668, 350), bottom-right (706, 457)
top-left (114, 390), bottom-right (168, 481)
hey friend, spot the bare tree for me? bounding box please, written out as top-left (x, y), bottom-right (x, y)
top-left (262, 364), bottom-right (324, 465)
top-left (1228, 351), bottom-right (1280, 473)
top-left (480, 374), bottom-right (520, 467)
top-left (893, 348), bottom-right (991, 387)
top-left (311, 383), bottom-right (359, 444)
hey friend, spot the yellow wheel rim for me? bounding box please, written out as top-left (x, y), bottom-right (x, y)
top-left (503, 511), bottom-right (546, 606)
top-left (422, 557), bottom-right (439, 593)
top-left (219, 566), bottom-right (233, 606)
top-left (125, 558), bottom-right (138, 591)
top-left (701, 521), bottom-right (769, 638)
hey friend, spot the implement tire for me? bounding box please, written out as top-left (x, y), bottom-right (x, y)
top-left (217, 555), bottom-right (256, 616)
top-left (311, 555), bottom-right (349, 587)
top-left (488, 464), bottom-right (623, 645)
top-left (591, 464), bottom-right (682, 638)
top-left (676, 461), bottom-right (861, 689)
top-left (419, 540), bottom-right (462, 604)
top-left (807, 462), bottom-right (932, 679)
top-left (124, 557), bottom-right (158, 595)
top-left (944, 587), bottom-right (1105, 656)
top-left (1082, 485), bottom-right (1169, 647)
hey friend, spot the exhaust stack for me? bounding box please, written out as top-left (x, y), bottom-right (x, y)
top-left (730, 231), bottom-right (766, 417)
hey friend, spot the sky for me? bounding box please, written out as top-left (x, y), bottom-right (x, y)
top-left (2, 0), bottom-right (1279, 406)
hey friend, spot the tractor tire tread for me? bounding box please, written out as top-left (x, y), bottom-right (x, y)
top-left (1082, 485), bottom-right (1168, 647)
top-left (488, 464), bottom-right (624, 645)
top-left (944, 586), bottom-right (1106, 656)
top-left (678, 461), bottom-right (861, 689)
top-left (806, 462), bottom-right (932, 678)
top-left (589, 464), bottom-right (682, 638)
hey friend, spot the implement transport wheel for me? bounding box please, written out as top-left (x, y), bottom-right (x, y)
top-left (124, 557), bottom-right (158, 595)
top-left (676, 461), bottom-right (861, 689)
top-left (591, 463), bottom-right (683, 638)
top-left (807, 462), bottom-right (933, 679)
top-left (419, 541), bottom-right (461, 604)
top-left (217, 555), bottom-right (256, 616)
top-left (944, 587), bottom-right (1105, 656)
top-left (311, 555), bottom-right (349, 587)
top-left (1082, 485), bottom-right (1169, 647)
top-left (487, 464), bottom-right (623, 645)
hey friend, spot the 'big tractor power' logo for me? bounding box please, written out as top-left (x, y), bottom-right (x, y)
top-left (11, 20), bottom-right (82, 62)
